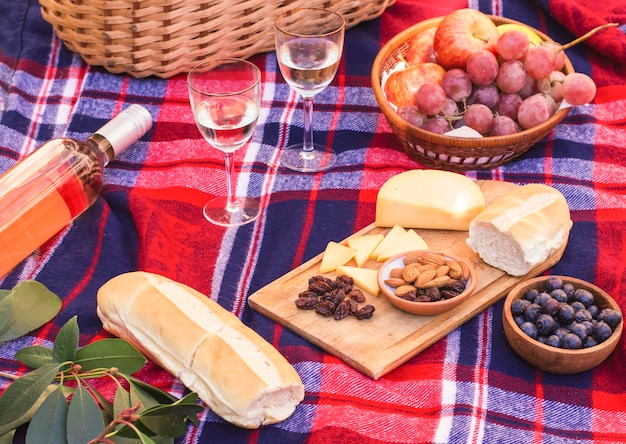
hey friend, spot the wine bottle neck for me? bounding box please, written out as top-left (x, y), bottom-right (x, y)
top-left (87, 133), bottom-right (115, 165)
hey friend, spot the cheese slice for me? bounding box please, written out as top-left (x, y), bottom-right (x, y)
top-left (319, 241), bottom-right (355, 273)
top-left (336, 265), bottom-right (380, 296)
top-left (370, 224), bottom-right (406, 259)
top-left (376, 229), bottom-right (429, 261)
top-left (375, 170), bottom-right (485, 231)
top-left (347, 234), bottom-right (384, 267)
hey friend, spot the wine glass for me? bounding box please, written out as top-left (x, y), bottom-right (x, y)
top-left (274, 8), bottom-right (345, 172)
top-left (187, 58), bottom-right (262, 227)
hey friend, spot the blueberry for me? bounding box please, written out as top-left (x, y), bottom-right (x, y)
top-left (537, 335), bottom-right (548, 344)
top-left (534, 292), bottom-right (552, 306)
top-left (557, 304), bottom-right (576, 325)
top-left (583, 336), bottom-right (598, 348)
top-left (593, 321), bottom-right (613, 343)
top-left (511, 298), bottom-right (530, 316)
top-left (514, 315), bottom-right (526, 326)
top-left (575, 309), bottom-right (593, 323)
top-left (554, 327), bottom-right (570, 341)
top-left (524, 303), bottom-right (541, 323)
top-left (598, 309), bottom-right (623, 330)
top-left (524, 288), bottom-right (540, 302)
top-left (562, 284), bottom-right (575, 300)
top-left (520, 321), bottom-right (538, 339)
top-left (550, 288), bottom-right (568, 303)
top-left (536, 314), bottom-right (556, 336)
top-left (587, 304), bottom-right (599, 319)
top-left (545, 335), bottom-right (561, 347)
top-left (574, 288), bottom-right (595, 307)
top-left (541, 298), bottom-right (560, 316)
top-left (570, 322), bottom-right (589, 340)
top-left (562, 333), bottom-right (583, 349)
top-left (571, 301), bottom-right (586, 312)
top-left (545, 276), bottom-right (564, 291)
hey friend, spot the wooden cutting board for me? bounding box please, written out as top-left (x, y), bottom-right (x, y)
top-left (248, 181), bottom-right (568, 379)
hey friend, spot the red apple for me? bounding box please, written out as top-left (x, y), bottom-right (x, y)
top-left (433, 9), bottom-right (500, 70)
top-left (405, 27), bottom-right (437, 64)
top-left (384, 62), bottom-right (446, 108)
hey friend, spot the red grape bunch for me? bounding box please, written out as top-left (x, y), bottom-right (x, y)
top-left (397, 23), bottom-right (616, 137)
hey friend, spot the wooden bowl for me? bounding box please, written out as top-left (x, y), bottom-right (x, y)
top-left (377, 250), bottom-right (476, 316)
top-left (503, 276), bottom-right (623, 374)
top-left (371, 15), bottom-right (574, 171)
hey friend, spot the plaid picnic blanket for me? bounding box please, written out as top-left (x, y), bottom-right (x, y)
top-left (1, 0), bottom-right (626, 442)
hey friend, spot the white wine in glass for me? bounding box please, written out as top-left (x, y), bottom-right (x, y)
top-left (275, 8), bottom-right (345, 172)
top-left (187, 58), bottom-right (262, 227)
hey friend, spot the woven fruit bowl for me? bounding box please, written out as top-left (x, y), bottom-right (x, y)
top-left (39, 0), bottom-right (395, 78)
top-left (372, 15), bottom-right (574, 171)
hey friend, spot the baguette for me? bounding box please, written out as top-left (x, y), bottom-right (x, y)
top-left (466, 184), bottom-right (572, 276)
top-left (96, 271), bottom-right (304, 429)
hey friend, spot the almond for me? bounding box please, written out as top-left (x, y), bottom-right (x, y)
top-left (446, 260), bottom-right (463, 280)
top-left (384, 277), bottom-right (406, 288)
top-left (389, 267), bottom-right (404, 279)
top-left (460, 261), bottom-right (471, 280)
top-left (395, 284), bottom-right (417, 298)
top-left (435, 265), bottom-right (450, 278)
top-left (421, 275), bottom-right (452, 288)
top-left (404, 251), bottom-right (426, 265)
top-left (401, 263), bottom-right (421, 283)
top-left (415, 269), bottom-right (437, 288)
top-left (420, 253), bottom-right (447, 267)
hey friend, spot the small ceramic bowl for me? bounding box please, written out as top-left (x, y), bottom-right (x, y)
top-left (377, 250), bottom-right (476, 316)
top-left (503, 276), bottom-right (623, 374)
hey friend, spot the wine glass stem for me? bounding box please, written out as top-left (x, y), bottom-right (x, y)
top-left (223, 151), bottom-right (239, 213)
top-left (302, 96), bottom-right (315, 153)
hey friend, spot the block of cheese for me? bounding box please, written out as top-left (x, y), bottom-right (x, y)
top-left (375, 170), bottom-right (485, 231)
top-left (347, 234), bottom-right (384, 267)
top-left (319, 241), bottom-right (355, 273)
top-left (336, 265), bottom-right (380, 296)
top-left (376, 229), bottom-right (429, 261)
top-left (370, 225), bottom-right (406, 259)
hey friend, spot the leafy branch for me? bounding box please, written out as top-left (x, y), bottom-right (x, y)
top-left (0, 286), bottom-right (204, 443)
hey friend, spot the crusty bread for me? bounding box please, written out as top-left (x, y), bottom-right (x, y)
top-left (96, 271), bottom-right (304, 429)
top-left (466, 184), bottom-right (572, 276)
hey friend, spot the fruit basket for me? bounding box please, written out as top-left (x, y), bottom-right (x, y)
top-left (371, 15), bottom-right (574, 172)
top-left (38, 0), bottom-right (395, 78)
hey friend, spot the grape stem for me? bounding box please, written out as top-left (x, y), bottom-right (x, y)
top-left (557, 22), bottom-right (619, 52)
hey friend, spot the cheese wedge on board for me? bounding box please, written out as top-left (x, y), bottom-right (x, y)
top-left (319, 241), bottom-right (355, 273)
top-left (370, 224), bottom-right (406, 259)
top-left (376, 229), bottom-right (429, 261)
top-left (347, 234), bottom-right (384, 267)
top-left (336, 266), bottom-right (380, 296)
top-left (375, 170), bottom-right (485, 231)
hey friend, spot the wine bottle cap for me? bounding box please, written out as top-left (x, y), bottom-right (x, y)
top-left (95, 105), bottom-right (153, 158)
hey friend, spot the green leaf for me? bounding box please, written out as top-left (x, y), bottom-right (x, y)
top-left (53, 316), bottom-right (79, 364)
top-left (25, 386), bottom-right (68, 444)
top-left (113, 385), bottom-right (133, 420)
top-left (0, 291), bottom-right (13, 333)
top-left (0, 281), bottom-right (62, 342)
top-left (66, 382), bottom-right (104, 444)
top-left (0, 363), bottom-right (62, 436)
top-left (74, 339), bottom-right (146, 374)
top-left (15, 345), bottom-right (55, 369)
top-left (129, 380), bottom-right (162, 414)
top-left (138, 403), bottom-right (204, 438)
top-left (125, 376), bottom-right (177, 404)
top-left (0, 430), bottom-right (15, 444)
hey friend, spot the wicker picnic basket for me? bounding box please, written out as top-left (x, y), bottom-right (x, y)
top-left (38, 0), bottom-right (395, 78)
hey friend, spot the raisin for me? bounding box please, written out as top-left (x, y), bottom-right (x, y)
top-left (356, 305), bottom-right (375, 320)
top-left (295, 296), bottom-right (318, 310)
top-left (315, 301), bottom-right (335, 317)
top-left (349, 289), bottom-right (366, 303)
top-left (334, 301), bottom-right (351, 320)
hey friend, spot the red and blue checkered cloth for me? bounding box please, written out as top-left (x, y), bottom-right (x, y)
top-left (1, 0), bottom-right (626, 442)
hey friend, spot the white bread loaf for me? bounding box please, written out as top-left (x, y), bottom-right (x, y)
top-left (96, 271), bottom-right (304, 429)
top-left (466, 184), bottom-right (572, 276)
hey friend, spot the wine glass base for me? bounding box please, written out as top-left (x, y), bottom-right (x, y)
top-left (280, 144), bottom-right (337, 172)
top-left (203, 196), bottom-right (261, 227)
